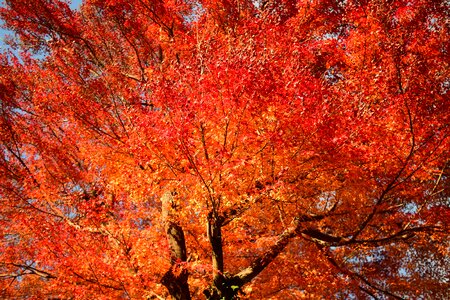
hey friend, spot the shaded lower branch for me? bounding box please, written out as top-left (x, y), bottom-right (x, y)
top-left (230, 218), bottom-right (302, 286)
top-left (302, 225), bottom-right (444, 247)
top-left (71, 270), bottom-right (123, 291)
top-left (320, 247), bottom-right (405, 300)
top-left (1, 263), bottom-right (56, 280)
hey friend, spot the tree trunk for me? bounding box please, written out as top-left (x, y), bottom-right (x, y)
top-left (161, 192), bottom-right (191, 300)
top-left (204, 216), bottom-right (309, 299)
top-left (204, 211), bottom-right (239, 299)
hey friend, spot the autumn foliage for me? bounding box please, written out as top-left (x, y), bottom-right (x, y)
top-left (0, 0), bottom-right (449, 299)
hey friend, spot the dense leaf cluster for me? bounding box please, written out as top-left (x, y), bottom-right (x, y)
top-left (0, 0), bottom-right (449, 299)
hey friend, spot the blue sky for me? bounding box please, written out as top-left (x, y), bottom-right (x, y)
top-left (1, 0), bottom-right (83, 52)
top-left (70, 0), bottom-right (82, 10)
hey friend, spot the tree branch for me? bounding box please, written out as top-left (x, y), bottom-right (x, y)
top-left (320, 247), bottom-right (405, 300)
top-left (0, 263), bottom-right (56, 280)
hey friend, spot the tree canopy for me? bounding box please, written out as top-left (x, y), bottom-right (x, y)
top-left (0, 0), bottom-right (449, 299)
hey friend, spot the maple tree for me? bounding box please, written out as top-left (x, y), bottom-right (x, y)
top-left (0, 0), bottom-right (449, 299)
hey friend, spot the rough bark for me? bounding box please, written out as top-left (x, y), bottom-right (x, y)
top-left (204, 211), bottom-right (229, 299)
top-left (207, 211), bottom-right (224, 276)
top-left (161, 192), bottom-right (191, 300)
